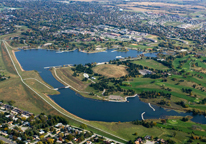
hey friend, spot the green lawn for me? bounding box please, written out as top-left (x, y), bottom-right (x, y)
top-left (132, 59), bottom-right (169, 70)
top-left (157, 119), bottom-right (206, 137)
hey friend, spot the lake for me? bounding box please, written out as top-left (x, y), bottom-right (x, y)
top-left (15, 49), bottom-right (206, 123)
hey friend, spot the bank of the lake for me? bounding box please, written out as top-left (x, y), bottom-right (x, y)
top-left (14, 49), bottom-right (206, 123)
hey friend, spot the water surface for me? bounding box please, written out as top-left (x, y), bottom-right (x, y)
top-left (15, 49), bottom-right (206, 123)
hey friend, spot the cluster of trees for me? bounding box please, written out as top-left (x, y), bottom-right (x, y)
top-left (0, 112), bottom-right (70, 144)
top-left (139, 91), bottom-right (171, 99)
top-left (143, 74), bottom-right (162, 79)
top-left (176, 101), bottom-right (189, 108)
top-left (72, 64), bottom-right (93, 74)
top-left (158, 42), bottom-right (185, 50)
top-left (181, 117), bottom-right (189, 122)
top-left (153, 57), bottom-right (172, 68)
top-left (132, 120), bottom-right (157, 128)
top-left (158, 99), bottom-right (171, 106)
top-left (181, 88), bottom-right (192, 94)
top-left (199, 98), bottom-right (206, 104)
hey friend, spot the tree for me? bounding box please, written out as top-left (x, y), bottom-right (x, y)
top-left (37, 141), bottom-right (43, 144)
top-left (134, 132), bottom-right (137, 136)
top-left (8, 100), bottom-right (15, 106)
top-left (21, 117), bottom-right (27, 121)
top-left (161, 119), bottom-right (166, 124)
top-left (172, 131), bottom-right (177, 137)
top-left (59, 133), bottom-right (64, 138)
top-left (50, 127), bottom-right (54, 132)
top-left (47, 138), bottom-right (54, 144)
top-left (39, 135), bottom-right (44, 140)
top-left (80, 124), bottom-right (87, 129)
top-left (66, 134), bottom-right (73, 141)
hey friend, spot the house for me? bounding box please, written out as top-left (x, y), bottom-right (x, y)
top-left (5, 115), bottom-right (10, 118)
top-left (135, 138), bottom-right (142, 144)
top-left (56, 130), bottom-right (61, 134)
top-left (17, 137), bottom-right (22, 141)
top-left (145, 135), bottom-right (151, 139)
top-left (143, 38), bottom-right (157, 43)
top-left (86, 141), bottom-right (92, 144)
top-left (21, 114), bottom-right (29, 119)
top-left (1, 131), bottom-right (8, 136)
top-left (0, 107), bottom-right (5, 110)
top-left (157, 59), bottom-right (165, 61)
top-left (180, 49), bottom-right (188, 52)
top-left (11, 109), bottom-right (19, 115)
top-left (23, 122), bottom-right (30, 126)
top-left (135, 141), bottom-right (139, 144)
top-left (55, 123), bottom-right (63, 128)
top-left (39, 129), bottom-right (45, 135)
top-left (33, 135), bottom-right (39, 140)
top-left (73, 138), bottom-right (78, 142)
top-left (8, 121), bottom-right (13, 125)
top-left (56, 140), bottom-right (62, 143)
top-left (91, 77), bottom-right (96, 80)
top-left (132, 37), bottom-right (142, 42)
top-left (23, 141), bottom-right (29, 144)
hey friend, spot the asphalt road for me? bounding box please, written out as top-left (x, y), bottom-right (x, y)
top-left (0, 136), bottom-right (16, 144)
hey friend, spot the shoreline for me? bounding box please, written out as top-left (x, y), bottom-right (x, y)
top-left (9, 43), bottom-right (200, 123)
top-left (51, 67), bottom-right (138, 103)
top-left (43, 94), bottom-right (89, 123)
top-left (17, 46), bottom-right (153, 55)
top-left (10, 45), bottom-right (90, 123)
top-left (13, 47), bottom-right (189, 113)
top-left (12, 50), bottom-right (25, 72)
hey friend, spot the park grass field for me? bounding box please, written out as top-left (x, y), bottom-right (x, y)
top-left (157, 119), bottom-right (206, 137)
top-left (92, 119), bottom-right (198, 144)
top-left (163, 22), bottom-right (183, 27)
top-left (145, 34), bottom-right (159, 40)
top-left (132, 59), bottom-right (169, 70)
top-left (52, 67), bottom-right (90, 91)
top-left (92, 64), bottom-right (128, 78)
top-left (128, 44), bottom-right (153, 50)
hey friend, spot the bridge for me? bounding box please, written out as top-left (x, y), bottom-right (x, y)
top-left (44, 64), bottom-right (73, 69)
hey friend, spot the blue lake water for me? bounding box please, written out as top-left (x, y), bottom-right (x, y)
top-left (15, 49), bottom-right (206, 123)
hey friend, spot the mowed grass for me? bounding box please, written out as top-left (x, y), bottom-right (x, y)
top-left (93, 64), bottom-right (128, 78)
top-left (91, 121), bottom-right (191, 143)
top-left (132, 59), bottom-right (169, 70)
top-left (157, 119), bottom-right (206, 137)
top-left (0, 43), bottom-right (59, 115)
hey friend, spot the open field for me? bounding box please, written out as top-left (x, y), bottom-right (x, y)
top-left (0, 42), bottom-right (59, 115)
top-left (52, 67), bottom-right (90, 91)
top-left (145, 35), bottom-right (159, 40)
top-left (118, 1), bottom-right (206, 14)
top-left (128, 44), bottom-right (153, 50)
top-left (93, 64), bottom-right (128, 78)
top-left (132, 59), bottom-right (169, 70)
top-left (92, 118), bottom-right (203, 144)
top-left (119, 2), bottom-right (206, 9)
top-left (163, 22), bottom-right (183, 27)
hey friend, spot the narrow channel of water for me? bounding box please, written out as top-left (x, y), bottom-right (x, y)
top-left (15, 49), bottom-right (206, 123)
